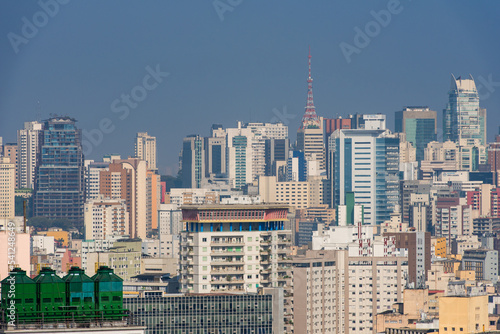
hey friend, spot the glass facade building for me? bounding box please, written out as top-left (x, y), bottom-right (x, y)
top-left (124, 291), bottom-right (282, 334)
top-left (443, 74), bottom-right (486, 145)
top-left (33, 117), bottom-right (84, 224)
top-left (395, 106), bottom-right (437, 162)
top-left (332, 129), bottom-right (400, 225)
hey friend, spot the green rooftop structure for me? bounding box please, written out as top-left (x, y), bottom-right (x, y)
top-left (0, 266), bottom-right (128, 328)
top-left (0, 268), bottom-right (36, 322)
top-left (92, 266), bottom-right (124, 320)
top-left (34, 267), bottom-right (66, 316)
top-left (63, 266), bottom-right (95, 316)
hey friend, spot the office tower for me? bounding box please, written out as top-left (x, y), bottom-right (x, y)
top-left (395, 106), bottom-right (437, 161)
top-left (205, 136), bottom-right (226, 177)
top-left (84, 196), bottom-right (129, 240)
top-left (0, 157), bottom-right (16, 223)
top-left (135, 132), bottom-right (157, 172)
top-left (350, 113), bottom-right (387, 130)
top-left (226, 125), bottom-right (254, 189)
top-left (99, 158), bottom-right (147, 239)
top-left (182, 135), bottom-right (205, 188)
top-left (179, 204), bottom-right (292, 293)
top-left (34, 117), bottom-right (85, 224)
top-left (124, 289), bottom-right (284, 334)
top-left (444, 74), bottom-right (487, 145)
top-left (286, 150), bottom-right (307, 182)
top-left (17, 121), bottom-right (43, 189)
top-left (297, 49), bottom-right (325, 170)
top-left (385, 231), bottom-right (431, 287)
top-left (461, 249), bottom-right (498, 282)
top-left (264, 138), bottom-right (289, 178)
top-left (331, 129), bottom-right (399, 225)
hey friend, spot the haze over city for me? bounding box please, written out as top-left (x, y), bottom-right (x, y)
top-left (1, 1), bottom-right (499, 174)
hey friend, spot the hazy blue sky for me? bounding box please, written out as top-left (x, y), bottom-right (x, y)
top-left (1, 1), bottom-right (499, 174)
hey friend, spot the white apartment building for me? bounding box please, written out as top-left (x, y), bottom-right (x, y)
top-left (17, 121), bottom-right (42, 189)
top-left (292, 248), bottom-right (407, 334)
top-left (244, 122), bottom-right (288, 180)
top-left (84, 196), bottom-right (129, 240)
top-left (179, 204), bottom-right (292, 295)
top-left (32, 235), bottom-right (55, 254)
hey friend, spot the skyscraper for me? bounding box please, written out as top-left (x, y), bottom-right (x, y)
top-left (99, 158), bottom-right (148, 239)
top-left (182, 135), bottom-right (205, 188)
top-left (332, 129), bottom-right (400, 225)
top-left (34, 117), bottom-right (85, 224)
top-left (226, 124), bottom-right (254, 189)
top-left (135, 132), bottom-right (157, 172)
top-left (444, 74), bottom-right (486, 145)
top-left (17, 121), bottom-right (43, 189)
top-left (395, 106), bottom-right (437, 161)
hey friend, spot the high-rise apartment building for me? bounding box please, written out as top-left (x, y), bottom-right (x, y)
top-left (84, 196), bottom-right (129, 240)
top-left (17, 121), bottom-right (43, 189)
top-left (331, 129), bottom-right (400, 225)
top-left (292, 248), bottom-right (407, 334)
top-left (33, 117), bottom-right (85, 224)
top-left (395, 106), bottom-right (437, 161)
top-left (146, 169), bottom-right (161, 232)
top-left (135, 132), bottom-right (157, 172)
top-left (85, 161), bottom-right (110, 200)
top-left (181, 135), bottom-right (205, 188)
top-left (0, 157), bottom-right (16, 223)
top-left (444, 74), bottom-right (486, 145)
top-left (99, 158), bottom-right (147, 239)
top-left (179, 204), bottom-right (292, 292)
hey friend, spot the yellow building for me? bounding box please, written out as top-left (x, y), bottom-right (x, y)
top-left (39, 228), bottom-right (70, 247)
top-left (432, 237), bottom-right (446, 258)
top-left (439, 295), bottom-right (488, 333)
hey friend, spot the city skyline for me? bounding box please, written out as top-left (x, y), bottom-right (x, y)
top-left (1, 1), bottom-right (499, 174)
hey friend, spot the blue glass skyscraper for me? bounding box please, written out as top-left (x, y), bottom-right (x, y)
top-left (34, 117), bottom-right (85, 224)
top-left (444, 74), bottom-right (486, 145)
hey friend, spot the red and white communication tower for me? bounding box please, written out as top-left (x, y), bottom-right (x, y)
top-left (300, 46), bottom-right (321, 129)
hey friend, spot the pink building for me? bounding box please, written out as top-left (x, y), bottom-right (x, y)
top-left (0, 230), bottom-right (30, 280)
